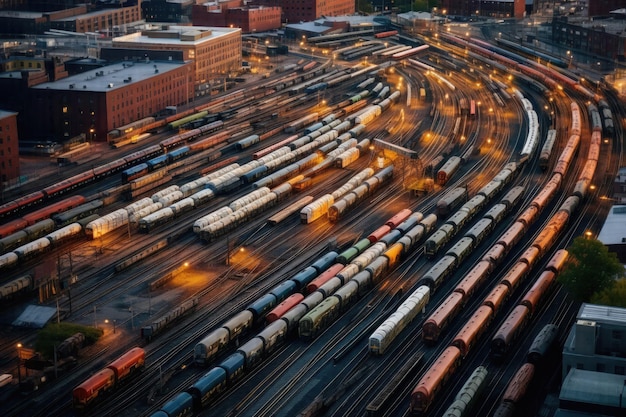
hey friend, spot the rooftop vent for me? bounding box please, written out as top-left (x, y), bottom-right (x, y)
top-left (108, 83), bottom-right (114, 88)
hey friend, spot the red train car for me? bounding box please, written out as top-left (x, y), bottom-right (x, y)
top-left (367, 224), bottom-right (391, 243)
top-left (452, 305), bottom-right (493, 357)
top-left (22, 195), bottom-right (86, 226)
top-left (73, 347), bottom-right (145, 409)
top-left (491, 305), bottom-right (530, 359)
top-left (42, 171), bottom-right (95, 199)
top-left (502, 363), bottom-right (535, 403)
top-left (306, 263), bottom-right (344, 294)
top-left (72, 368), bottom-right (116, 408)
top-left (410, 346), bottom-right (462, 413)
top-left (265, 293), bottom-right (305, 324)
top-left (374, 30), bottom-right (398, 39)
top-left (422, 292), bottom-right (464, 343)
top-left (385, 208), bottom-right (412, 229)
top-left (0, 191), bottom-right (45, 218)
top-left (0, 218), bottom-right (29, 239)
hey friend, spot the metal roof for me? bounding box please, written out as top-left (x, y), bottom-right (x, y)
top-left (578, 303), bottom-right (626, 326)
top-left (597, 205), bottom-right (626, 245)
top-left (560, 368), bottom-right (626, 408)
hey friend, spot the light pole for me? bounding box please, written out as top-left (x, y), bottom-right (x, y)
top-left (16, 343), bottom-right (22, 385)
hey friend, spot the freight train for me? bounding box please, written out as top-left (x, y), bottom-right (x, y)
top-left (73, 347), bottom-right (145, 409)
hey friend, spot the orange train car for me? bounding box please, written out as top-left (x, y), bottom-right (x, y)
top-left (410, 346), bottom-right (462, 413)
top-left (422, 292), bottom-right (464, 343)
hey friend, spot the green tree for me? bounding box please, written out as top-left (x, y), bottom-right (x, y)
top-left (591, 278), bottom-right (626, 308)
top-left (558, 237), bottom-right (624, 302)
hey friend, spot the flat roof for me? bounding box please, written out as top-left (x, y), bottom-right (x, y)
top-left (578, 303), bottom-right (626, 326)
top-left (0, 110), bottom-right (18, 119)
top-left (560, 368), bottom-right (626, 407)
top-left (597, 205), bottom-right (626, 245)
top-left (54, 7), bottom-right (137, 22)
top-left (554, 409), bottom-right (612, 417)
top-left (0, 10), bottom-right (44, 19)
top-left (113, 25), bottom-right (240, 46)
top-left (32, 60), bottom-right (188, 93)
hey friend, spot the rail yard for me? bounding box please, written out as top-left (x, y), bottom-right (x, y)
top-left (0, 22), bottom-right (622, 417)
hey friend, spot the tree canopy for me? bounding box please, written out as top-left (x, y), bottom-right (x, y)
top-left (591, 278), bottom-right (626, 308)
top-left (558, 237), bottom-right (625, 302)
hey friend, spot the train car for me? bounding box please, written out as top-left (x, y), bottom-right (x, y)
top-left (500, 262), bottom-right (529, 292)
top-left (22, 195), bottom-right (87, 226)
top-left (51, 200), bottom-right (103, 227)
top-left (482, 283), bottom-right (510, 314)
top-left (423, 291), bottom-right (464, 343)
top-left (369, 286), bottom-right (430, 355)
top-left (0, 275), bottom-right (33, 301)
top-left (410, 346), bottom-right (462, 413)
top-left (437, 156), bottom-right (462, 186)
top-left (0, 191), bottom-right (45, 219)
top-left (491, 305), bottom-right (531, 360)
top-left (422, 252), bottom-right (459, 289)
top-left (298, 296), bottom-right (340, 340)
top-left (452, 305), bottom-right (493, 357)
top-left (265, 293), bottom-right (305, 324)
top-left (502, 363), bottom-right (535, 403)
top-left (520, 270), bottom-right (556, 315)
top-left (187, 367), bottom-right (228, 410)
top-left (437, 187), bottom-right (468, 217)
top-left (306, 263), bottom-right (344, 293)
top-left (454, 260), bottom-right (492, 299)
top-left (441, 366), bottom-right (489, 417)
top-left (424, 224), bottom-right (455, 258)
top-left (527, 324), bottom-right (558, 364)
top-left (73, 347), bottom-right (145, 409)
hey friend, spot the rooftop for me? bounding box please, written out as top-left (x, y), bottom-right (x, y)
top-left (32, 60), bottom-right (188, 93)
top-left (113, 25), bottom-right (240, 46)
top-left (54, 7), bottom-right (139, 22)
top-left (577, 303), bottom-right (626, 326)
top-left (560, 368), bottom-right (626, 407)
top-left (0, 110), bottom-right (18, 119)
top-left (597, 205), bottom-right (626, 245)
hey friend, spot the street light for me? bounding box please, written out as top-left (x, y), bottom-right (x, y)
top-left (16, 343), bottom-right (22, 384)
top-left (105, 319), bottom-right (116, 334)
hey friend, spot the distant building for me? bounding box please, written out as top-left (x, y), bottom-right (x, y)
top-left (49, 5), bottom-right (142, 33)
top-left (596, 204), bottom-right (626, 262)
top-left (613, 167), bottom-right (626, 203)
top-left (559, 368), bottom-right (626, 415)
top-left (552, 16), bottom-right (626, 62)
top-left (284, 15), bottom-right (382, 41)
top-left (439, 0), bottom-right (526, 19)
top-left (253, 0), bottom-right (354, 24)
top-left (589, 1), bottom-right (626, 17)
top-left (192, 1), bottom-right (282, 33)
top-left (142, 0), bottom-right (194, 23)
top-left (29, 59), bottom-right (193, 142)
top-left (0, 110), bottom-right (20, 183)
top-left (0, 3), bottom-right (141, 35)
top-left (112, 25), bottom-right (242, 90)
top-left (563, 304), bottom-right (626, 381)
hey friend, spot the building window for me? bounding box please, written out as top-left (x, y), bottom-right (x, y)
top-left (597, 363), bottom-right (605, 372)
top-left (63, 106), bottom-right (68, 113)
top-left (576, 363), bottom-right (584, 370)
top-left (616, 366), bottom-right (625, 375)
top-left (613, 330), bottom-right (622, 339)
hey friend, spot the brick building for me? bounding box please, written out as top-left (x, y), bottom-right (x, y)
top-left (49, 5), bottom-right (142, 33)
top-left (0, 110), bottom-right (20, 183)
top-left (112, 25), bottom-right (242, 90)
top-left (142, 0), bottom-right (194, 23)
top-left (29, 60), bottom-right (193, 142)
top-left (439, 0), bottom-right (525, 19)
top-left (253, 0), bottom-right (353, 24)
top-left (552, 16), bottom-right (626, 62)
top-left (192, 1), bottom-right (281, 33)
